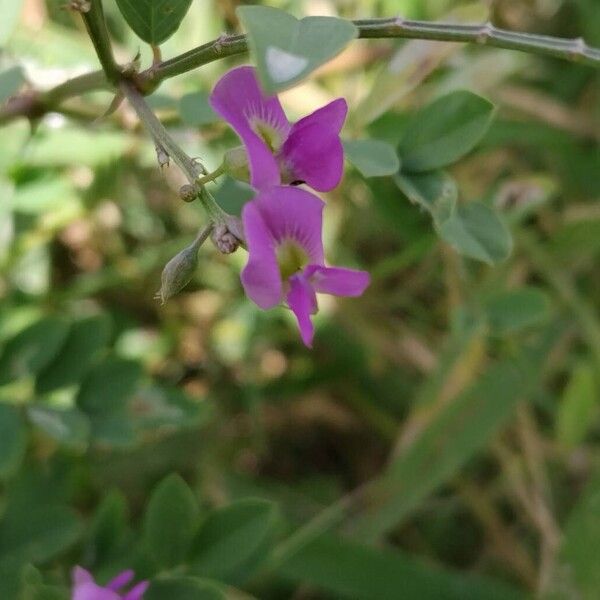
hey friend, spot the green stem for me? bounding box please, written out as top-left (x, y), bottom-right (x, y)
top-left (80, 0), bottom-right (121, 84)
top-left (120, 80), bottom-right (227, 223)
top-left (197, 163), bottom-right (226, 186)
top-left (354, 18), bottom-right (600, 66)
top-left (1, 17), bottom-right (599, 125)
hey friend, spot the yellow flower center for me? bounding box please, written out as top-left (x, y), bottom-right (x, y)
top-left (276, 240), bottom-right (308, 281)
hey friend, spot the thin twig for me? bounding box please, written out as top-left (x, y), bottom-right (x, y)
top-left (1, 18), bottom-right (599, 125)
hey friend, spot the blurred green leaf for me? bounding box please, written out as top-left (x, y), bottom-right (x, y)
top-left (343, 139), bottom-right (400, 177)
top-left (0, 66), bottom-right (24, 104)
top-left (115, 0), bottom-right (193, 45)
top-left (0, 317), bottom-right (70, 386)
top-left (76, 356), bottom-right (142, 447)
top-left (439, 202), bottom-right (512, 264)
top-left (395, 170), bottom-right (457, 225)
top-left (77, 356), bottom-right (142, 414)
top-left (146, 577), bottom-right (225, 600)
top-left (190, 499), bottom-right (277, 581)
top-left (556, 361), bottom-right (598, 448)
top-left (27, 406), bottom-right (90, 451)
top-left (143, 474), bottom-right (199, 569)
top-left (213, 177), bottom-right (254, 217)
top-left (237, 6), bottom-right (357, 93)
top-left (0, 0), bottom-right (24, 45)
top-left (179, 92), bottom-right (218, 126)
top-left (83, 490), bottom-right (129, 568)
top-left (36, 314), bottom-right (112, 394)
top-left (483, 287), bottom-right (551, 335)
top-left (280, 535), bottom-right (524, 600)
top-left (0, 505), bottom-right (81, 564)
top-left (398, 91), bottom-right (495, 173)
top-left (0, 404), bottom-right (26, 480)
top-left (348, 325), bottom-right (560, 541)
top-left (556, 470), bottom-right (600, 598)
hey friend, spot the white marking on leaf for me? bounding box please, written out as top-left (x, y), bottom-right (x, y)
top-left (265, 47), bottom-right (308, 83)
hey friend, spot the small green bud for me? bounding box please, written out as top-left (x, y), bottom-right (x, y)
top-left (155, 239), bottom-right (201, 304)
top-left (223, 146), bottom-right (250, 183)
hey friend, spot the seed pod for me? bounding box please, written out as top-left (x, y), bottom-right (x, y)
top-left (155, 239), bottom-right (201, 304)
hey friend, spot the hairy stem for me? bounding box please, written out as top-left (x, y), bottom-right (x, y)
top-left (1, 18), bottom-right (599, 125)
top-left (120, 80), bottom-right (226, 223)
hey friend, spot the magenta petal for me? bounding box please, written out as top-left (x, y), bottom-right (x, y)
top-left (123, 581), bottom-right (149, 600)
top-left (210, 66), bottom-right (289, 189)
top-left (72, 567), bottom-right (94, 586)
top-left (305, 265), bottom-right (370, 297)
top-left (241, 198), bottom-right (282, 309)
top-left (107, 570), bottom-right (134, 591)
top-left (280, 98), bottom-right (347, 191)
top-left (287, 275), bottom-right (317, 347)
top-left (291, 98), bottom-right (347, 135)
top-left (252, 186), bottom-right (325, 264)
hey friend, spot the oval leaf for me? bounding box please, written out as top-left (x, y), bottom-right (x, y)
top-left (398, 91), bottom-right (496, 173)
top-left (143, 474), bottom-right (199, 568)
top-left (439, 202), bottom-right (512, 264)
top-left (344, 139), bottom-right (400, 177)
top-left (0, 317), bottom-right (70, 386)
top-left (0, 404), bottom-right (26, 480)
top-left (237, 6), bottom-right (357, 93)
top-left (190, 499), bottom-right (277, 581)
top-left (394, 170), bottom-right (458, 225)
top-left (115, 0), bottom-right (193, 45)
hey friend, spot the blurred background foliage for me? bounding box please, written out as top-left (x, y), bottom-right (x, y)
top-left (0, 0), bottom-right (599, 598)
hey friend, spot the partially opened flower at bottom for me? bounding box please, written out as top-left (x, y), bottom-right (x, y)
top-left (241, 185), bottom-right (370, 347)
top-left (72, 567), bottom-right (148, 600)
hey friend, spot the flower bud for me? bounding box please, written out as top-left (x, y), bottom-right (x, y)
top-left (211, 223), bottom-right (240, 254)
top-left (223, 146), bottom-right (250, 183)
top-left (155, 239), bottom-right (201, 304)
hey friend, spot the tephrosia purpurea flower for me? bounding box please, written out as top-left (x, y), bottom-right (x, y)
top-left (241, 185), bottom-right (370, 347)
top-left (72, 567), bottom-right (148, 600)
top-left (210, 65), bottom-right (347, 192)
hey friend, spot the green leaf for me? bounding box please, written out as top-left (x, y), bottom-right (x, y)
top-left (347, 325), bottom-right (561, 541)
top-left (483, 287), bottom-right (551, 335)
top-left (77, 356), bottom-right (142, 414)
top-left (83, 490), bottom-right (129, 567)
top-left (0, 66), bottom-right (24, 105)
top-left (439, 202), bottom-right (512, 264)
top-left (398, 91), bottom-right (496, 172)
top-left (556, 361), bottom-right (598, 448)
top-left (36, 313), bottom-right (112, 394)
top-left (114, 0), bottom-right (193, 45)
top-left (556, 470), bottom-right (600, 598)
top-left (0, 0), bottom-right (24, 45)
top-left (343, 139), bottom-right (400, 177)
top-left (76, 356), bottom-right (142, 447)
top-left (0, 404), bottom-right (26, 480)
top-left (27, 406), bottom-right (90, 452)
top-left (280, 535), bottom-right (525, 600)
top-left (394, 170), bottom-right (458, 225)
top-left (143, 474), bottom-right (199, 568)
top-left (190, 499), bottom-right (277, 581)
top-left (145, 577), bottom-right (226, 600)
top-left (237, 6), bottom-right (357, 93)
top-left (0, 506), bottom-right (81, 564)
top-left (179, 92), bottom-right (218, 127)
top-left (0, 317), bottom-right (70, 386)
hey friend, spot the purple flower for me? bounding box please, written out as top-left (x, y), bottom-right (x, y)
top-left (71, 567), bottom-right (148, 600)
top-left (241, 185), bottom-right (369, 347)
top-left (210, 65), bottom-right (347, 192)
